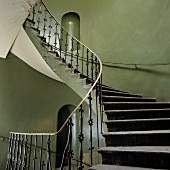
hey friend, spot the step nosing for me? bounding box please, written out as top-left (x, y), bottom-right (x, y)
top-left (105, 117), bottom-right (170, 123)
top-left (100, 87), bottom-right (130, 93)
top-left (104, 108), bottom-right (170, 112)
top-left (103, 129), bottom-right (170, 135)
top-left (102, 95), bottom-right (155, 99)
top-left (102, 90), bottom-right (141, 95)
top-left (98, 146), bottom-right (170, 153)
top-left (103, 102), bottom-right (170, 104)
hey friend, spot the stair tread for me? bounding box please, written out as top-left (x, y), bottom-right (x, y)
top-left (105, 117), bottom-right (170, 123)
top-left (103, 129), bottom-right (170, 135)
top-left (98, 85), bottom-right (130, 93)
top-left (103, 102), bottom-right (170, 104)
top-left (103, 102), bottom-right (170, 110)
top-left (98, 146), bottom-right (170, 153)
top-left (102, 90), bottom-right (142, 96)
top-left (102, 96), bottom-right (156, 103)
top-left (89, 164), bottom-right (163, 170)
top-left (105, 108), bottom-right (170, 112)
top-left (102, 95), bottom-right (155, 100)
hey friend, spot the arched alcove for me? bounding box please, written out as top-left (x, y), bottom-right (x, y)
top-left (61, 12), bottom-right (80, 51)
top-left (56, 104), bottom-right (79, 168)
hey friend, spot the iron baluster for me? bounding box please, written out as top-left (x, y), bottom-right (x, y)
top-left (18, 135), bottom-right (24, 170)
top-left (11, 133), bottom-right (15, 170)
top-left (95, 57), bottom-right (101, 140)
top-left (65, 33), bottom-right (69, 62)
top-left (48, 16), bottom-right (53, 46)
top-left (43, 9), bottom-right (47, 40)
top-left (86, 49), bottom-right (89, 82)
top-left (59, 28), bottom-right (63, 60)
top-left (33, 135), bottom-right (37, 170)
top-left (91, 53), bottom-right (94, 82)
top-left (67, 119), bottom-right (73, 170)
top-left (95, 57), bottom-right (98, 81)
top-left (37, 0), bottom-right (42, 33)
top-left (12, 134), bottom-right (17, 169)
top-left (70, 37), bottom-right (74, 68)
top-left (27, 135), bottom-right (32, 170)
top-left (39, 135), bottom-right (43, 170)
top-left (54, 23), bottom-right (59, 54)
top-left (76, 41), bottom-right (80, 71)
top-left (46, 135), bottom-right (51, 170)
top-left (61, 120), bottom-right (72, 170)
top-left (78, 105), bottom-right (84, 170)
top-left (81, 45), bottom-right (85, 78)
top-left (100, 73), bottom-right (103, 134)
top-left (32, 3), bottom-right (37, 24)
top-left (12, 134), bottom-right (17, 170)
top-left (6, 133), bottom-right (13, 170)
top-left (88, 92), bottom-right (94, 166)
top-left (23, 135), bottom-right (28, 170)
top-left (95, 82), bottom-right (100, 148)
top-left (95, 59), bottom-right (103, 134)
top-left (95, 57), bottom-right (99, 101)
top-left (15, 134), bottom-right (20, 170)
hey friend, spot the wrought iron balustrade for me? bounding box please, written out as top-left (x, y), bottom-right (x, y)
top-left (6, 0), bottom-right (103, 169)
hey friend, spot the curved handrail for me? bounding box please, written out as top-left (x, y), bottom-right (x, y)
top-left (12, 0), bottom-right (102, 136)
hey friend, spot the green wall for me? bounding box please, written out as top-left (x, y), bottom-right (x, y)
top-left (0, 53), bottom-right (81, 168)
top-left (0, 52), bottom-right (103, 169)
top-left (44, 0), bottom-right (170, 101)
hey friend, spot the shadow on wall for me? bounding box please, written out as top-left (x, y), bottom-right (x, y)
top-left (103, 64), bottom-right (170, 78)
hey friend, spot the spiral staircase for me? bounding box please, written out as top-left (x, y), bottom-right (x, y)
top-left (5, 0), bottom-right (170, 169)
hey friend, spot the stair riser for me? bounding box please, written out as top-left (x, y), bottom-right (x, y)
top-left (105, 119), bottom-right (170, 131)
top-left (105, 110), bottom-right (170, 120)
top-left (103, 133), bottom-right (170, 146)
top-left (103, 103), bottom-right (170, 110)
top-left (99, 151), bottom-right (170, 169)
top-left (102, 97), bottom-right (156, 102)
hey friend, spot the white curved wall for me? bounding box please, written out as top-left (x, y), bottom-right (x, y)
top-left (11, 27), bottom-right (64, 82)
top-left (0, 0), bottom-right (63, 83)
top-left (0, 0), bottom-right (36, 58)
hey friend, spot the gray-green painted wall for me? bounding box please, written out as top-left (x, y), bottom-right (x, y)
top-left (0, 53), bottom-right (81, 168)
top-left (44, 0), bottom-right (170, 101)
top-left (0, 53), bottom-right (102, 169)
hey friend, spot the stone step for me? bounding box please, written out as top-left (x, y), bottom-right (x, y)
top-left (105, 108), bottom-right (170, 120)
top-left (105, 118), bottom-right (170, 131)
top-left (96, 85), bottom-right (130, 93)
top-left (88, 164), bottom-right (163, 170)
top-left (103, 102), bottom-right (170, 110)
top-left (101, 90), bottom-right (142, 97)
top-left (103, 130), bottom-right (170, 146)
top-left (102, 96), bottom-right (156, 102)
top-left (98, 146), bottom-right (170, 169)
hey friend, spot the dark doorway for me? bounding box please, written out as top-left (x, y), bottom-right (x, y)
top-left (56, 104), bottom-right (79, 168)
